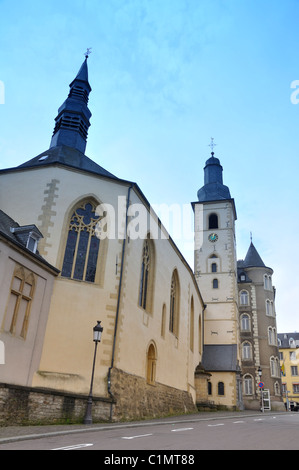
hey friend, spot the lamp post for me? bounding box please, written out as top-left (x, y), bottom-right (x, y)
top-left (258, 366), bottom-right (264, 413)
top-left (83, 321), bottom-right (103, 425)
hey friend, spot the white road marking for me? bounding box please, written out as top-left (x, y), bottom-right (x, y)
top-left (254, 418), bottom-right (264, 421)
top-left (52, 443), bottom-right (94, 450)
top-left (233, 421), bottom-right (245, 423)
top-left (208, 423), bottom-right (224, 427)
top-left (171, 427), bottom-right (194, 432)
top-left (122, 433), bottom-right (153, 440)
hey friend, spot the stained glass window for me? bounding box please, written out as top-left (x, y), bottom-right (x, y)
top-left (61, 202), bottom-right (100, 282)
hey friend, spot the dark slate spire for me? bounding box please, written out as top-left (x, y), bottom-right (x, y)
top-left (15, 53), bottom-right (118, 180)
top-left (197, 143), bottom-right (231, 203)
top-left (49, 55), bottom-right (92, 154)
top-left (243, 242), bottom-right (266, 268)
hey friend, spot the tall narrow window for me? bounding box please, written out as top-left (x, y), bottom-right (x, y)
top-left (161, 304), bottom-right (166, 338)
top-left (190, 296), bottom-right (194, 352)
top-left (169, 270), bottom-right (180, 337)
top-left (242, 341), bottom-right (252, 360)
top-left (147, 343), bottom-right (157, 385)
top-left (209, 213), bottom-right (218, 229)
top-left (138, 237), bottom-right (155, 313)
top-left (139, 239), bottom-right (150, 309)
top-left (218, 381), bottom-right (225, 396)
top-left (241, 314), bottom-right (250, 331)
top-left (243, 375), bottom-right (253, 395)
top-left (213, 278), bottom-right (218, 289)
top-left (240, 290), bottom-right (249, 305)
top-left (61, 201), bottom-right (100, 282)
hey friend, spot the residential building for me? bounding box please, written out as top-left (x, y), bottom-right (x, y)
top-left (278, 332), bottom-right (299, 409)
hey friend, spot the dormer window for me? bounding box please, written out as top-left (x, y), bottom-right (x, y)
top-left (10, 225), bottom-right (43, 254)
top-left (26, 232), bottom-right (39, 253)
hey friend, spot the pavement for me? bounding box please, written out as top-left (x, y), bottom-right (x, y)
top-left (0, 409), bottom-right (287, 444)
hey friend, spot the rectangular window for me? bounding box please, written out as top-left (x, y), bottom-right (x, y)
top-left (291, 366), bottom-right (298, 376)
top-left (290, 351), bottom-right (296, 361)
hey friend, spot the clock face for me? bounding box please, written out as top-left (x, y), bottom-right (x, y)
top-left (208, 233), bottom-right (218, 242)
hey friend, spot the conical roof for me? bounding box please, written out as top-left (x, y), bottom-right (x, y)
top-left (243, 242), bottom-right (265, 267)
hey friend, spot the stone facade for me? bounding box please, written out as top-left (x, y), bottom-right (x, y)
top-left (0, 383), bottom-right (113, 426)
top-left (110, 368), bottom-right (197, 421)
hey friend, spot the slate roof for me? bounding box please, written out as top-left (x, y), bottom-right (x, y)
top-left (0, 210), bottom-right (59, 272)
top-left (202, 344), bottom-right (239, 372)
top-left (277, 332), bottom-right (299, 348)
top-left (243, 242), bottom-right (265, 268)
top-left (17, 145), bottom-right (118, 179)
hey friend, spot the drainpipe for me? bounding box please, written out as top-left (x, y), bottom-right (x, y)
top-left (202, 303), bottom-right (207, 355)
top-left (107, 183), bottom-right (134, 420)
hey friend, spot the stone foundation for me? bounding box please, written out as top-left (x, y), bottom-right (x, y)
top-left (0, 383), bottom-right (113, 426)
top-left (109, 367), bottom-right (197, 421)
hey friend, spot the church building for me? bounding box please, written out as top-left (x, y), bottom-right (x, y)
top-left (0, 56), bottom-right (283, 424)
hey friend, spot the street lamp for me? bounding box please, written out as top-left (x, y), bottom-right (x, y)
top-left (83, 321), bottom-right (103, 425)
top-left (258, 366), bottom-right (264, 413)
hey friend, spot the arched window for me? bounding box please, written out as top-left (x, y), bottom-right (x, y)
top-left (266, 300), bottom-right (274, 316)
top-left (274, 381), bottom-right (280, 396)
top-left (209, 213), bottom-right (218, 229)
top-left (241, 313), bottom-right (250, 331)
top-left (268, 327), bottom-right (277, 345)
top-left (218, 381), bottom-right (225, 396)
top-left (211, 263), bottom-right (217, 273)
top-left (242, 341), bottom-right (252, 360)
top-left (61, 201), bottom-right (100, 282)
top-left (240, 290), bottom-right (249, 305)
top-left (264, 274), bottom-right (272, 290)
top-left (139, 236), bottom-right (155, 312)
top-left (270, 356), bottom-right (280, 377)
top-left (147, 342), bottom-right (157, 385)
top-left (213, 279), bottom-right (218, 289)
top-left (243, 375), bottom-right (253, 395)
top-left (169, 269), bottom-right (180, 337)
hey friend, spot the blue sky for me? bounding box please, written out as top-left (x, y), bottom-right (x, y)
top-left (1, 0), bottom-right (299, 332)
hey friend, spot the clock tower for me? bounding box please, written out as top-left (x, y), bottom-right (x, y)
top-left (192, 146), bottom-right (243, 409)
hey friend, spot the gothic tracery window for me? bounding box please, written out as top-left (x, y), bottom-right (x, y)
top-left (61, 201), bottom-right (100, 282)
top-left (169, 270), bottom-right (180, 337)
top-left (3, 266), bottom-right (35, 339)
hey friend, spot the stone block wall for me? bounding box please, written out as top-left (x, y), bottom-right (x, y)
top-left (110, 367), bottom-right (197, 421)
top-left (0, 383), bottom-right (113, 426)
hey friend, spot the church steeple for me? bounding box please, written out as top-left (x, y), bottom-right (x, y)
top-left (197, 139), bottom-right (232, 203)
top-left (49, 53), bottom-right (92, 154)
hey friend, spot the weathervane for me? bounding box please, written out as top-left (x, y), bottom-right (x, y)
top-left (208, 137), bottom-right (217, 156)
top-left (85, 48), bottom-right (92, 59)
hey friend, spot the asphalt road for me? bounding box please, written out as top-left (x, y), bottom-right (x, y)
top-left (0, 412), bottom-right (298, 452)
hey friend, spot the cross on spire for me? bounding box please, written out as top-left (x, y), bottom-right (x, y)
top-left (85, 47), bottom-right (92, 59)
top-left (208, 137), bottom-right (217, 156)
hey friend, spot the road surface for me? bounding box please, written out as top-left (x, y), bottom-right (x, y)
top-left (0, 412), bottom-right (298, 452)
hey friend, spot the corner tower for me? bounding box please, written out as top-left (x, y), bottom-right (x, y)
top-left (192, 143), bottom-right (242, 410)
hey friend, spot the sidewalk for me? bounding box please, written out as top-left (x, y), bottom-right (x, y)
top-left (0, 410), bottom-right (286, 444)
